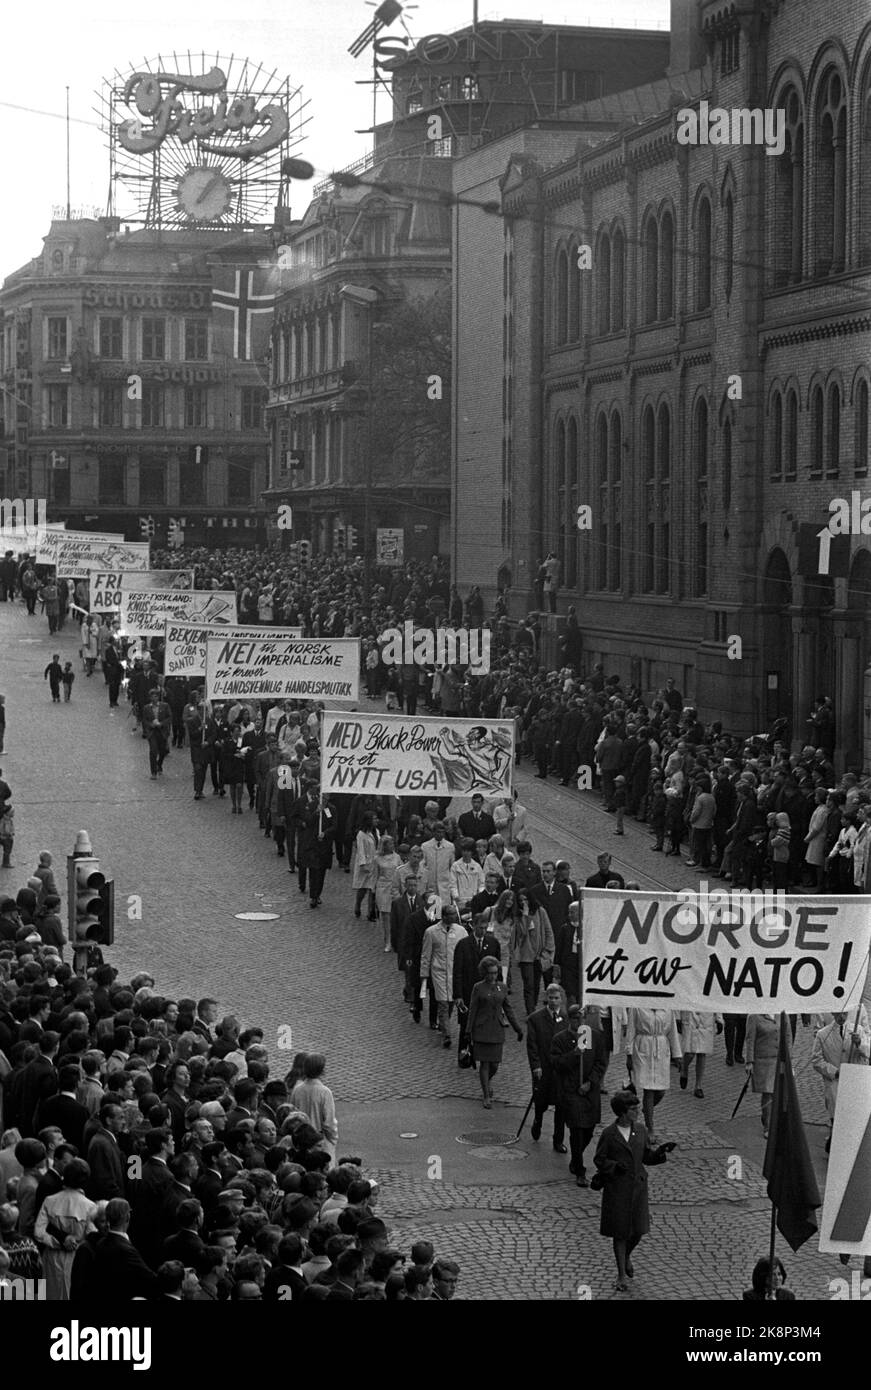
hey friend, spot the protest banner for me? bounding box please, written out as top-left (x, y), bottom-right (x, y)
top-left (120, 588), bottom-right (238, 638)
top-left (320, 712), bottom-right (514, 797)
top-left (0, 520), bottom-right (65, 552)
top-left (90, 570), bottom-right (194, 613)
top-left (204, 637), bottom-right (359, 703)
top-left (164, 623), bottom-right (302, 678)
top-left (376, 527), bottom-right (404, 565)
top-left (580, 889), bottom-right (871, 1014)
top-left (37, 531), bottom-right (147, 577)
top-left (818, 1063), bottom-right (871, 1257)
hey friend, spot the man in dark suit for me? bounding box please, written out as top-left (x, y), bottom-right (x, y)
top-left (531, 861), bottom-right (574, 989)
top-left (555, 901), bottom-right (581, 1005)
top-left (193, 1141), bottom-right (226, 1216)
top-left (9, 1031), bottom-right (59, 1136)
top-left (93, 1198), bottom-right (159, 1300)
top-left (551, 1005), bottom-right (609, 1185)
top-left (390, 872), bottom-right (422, 999)
top-left (161, 1061), bottom-right (191, 1149)
top-left (264, 1233), bottom-right (307, 1301)
top-left (192, 998), bottom-right (219, 1045)
top-left (452, 914), bottom-right (501, 1062)
top-left (400, 894), bottom-right (439, 1026)
top-left (35, 1063), bottom-right (88, 1151)
top-left (162, 1199), bottom-right (206, 1265)
top-left (86, 1102), bottom-right (127, 1200)
top-left (456, 795), bottom-right (496, 845)
top-left (469, 871), bottom-right (504, 918)
top-left (584, 852), bottom-right (625, 889)
top-left (129, 1129), bottom-right (175, 1267)
top-left (224, 1078), bottom-right (260, 1132)
top-left (277, 762), bottom-right (305, 872)
top-left (527, 983), bottom-right (569, 1150)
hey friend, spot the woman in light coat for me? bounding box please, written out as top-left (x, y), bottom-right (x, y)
top-left (80, 616), bottom-right (99, 675)
top-left (678, 1011), bottom-right (722, 1098)
top-left (34, 1158), bottom-right (96, 1300)
top-left (483, 834), bottom-right (507, 881)
top-left (745, 1012), bottom-right (778, 1136)
top-left (373, 834), bottom-right (402, 951)
top-left (626, 1007), bottom-right (682, 1137)
top-left (352, 811), bottom-right (378, 919)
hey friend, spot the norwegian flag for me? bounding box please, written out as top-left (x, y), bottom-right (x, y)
top-left (211, 265), bottom-right (275, 360)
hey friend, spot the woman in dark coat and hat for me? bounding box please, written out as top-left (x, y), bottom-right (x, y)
top-left (593, 1090), bottom-right (675, 1291)
top-left (466, 956), bottom-right (523, 1109)
top-left (550, 1005), bottom-right (608, 1187)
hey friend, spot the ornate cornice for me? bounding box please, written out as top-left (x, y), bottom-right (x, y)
top-left (760, 313), bottom-right (871, 357)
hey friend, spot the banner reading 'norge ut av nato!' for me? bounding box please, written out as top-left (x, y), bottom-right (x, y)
top-left (204, 637), bottom-right (360, 703)
top-left (164, 623), bottom-right (302, 678)
top-left (581, 889), bottom-right (871, 1014)
top-left (321, 712), bottom-right (515, 797)
top-left (120, 588), bottom-right (238, 637)
top-left (37, 531), bottom-right (149, 577)
top-left (90, 570), bottom-right (193, 613)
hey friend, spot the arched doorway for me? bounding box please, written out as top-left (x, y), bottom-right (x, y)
top-left (762, 549), bottom-right (793, 726)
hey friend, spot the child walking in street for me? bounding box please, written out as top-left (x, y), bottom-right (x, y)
top-left (61, 663), bottom-right (75, 702)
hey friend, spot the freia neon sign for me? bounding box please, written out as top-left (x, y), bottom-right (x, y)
top-left (118, 66), bottom-right (288, 160)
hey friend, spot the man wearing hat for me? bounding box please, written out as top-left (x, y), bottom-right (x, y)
top-left (550, 1005), bottom-right (608, 1185)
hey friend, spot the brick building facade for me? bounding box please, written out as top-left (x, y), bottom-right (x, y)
top-left (453, 0), bottom-right (871, 771)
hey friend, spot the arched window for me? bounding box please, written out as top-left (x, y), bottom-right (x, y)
top-left (566, 415), bottom-right (579, 587)
top-left (642, 405), bottom-right (655, 480)
top-left (555, 416), bottom-right (567, 583)
top-left (554, 248), bottom-right (568, 345)
top-left (597, 234), bottom-right (611, 335)
top-left (815, 69), bottom-right (847, 276)
top-left (827, 383), bottom-right (840, 478)
top-left (696, 198), bottom-right (712, 310)
top-left (567, 243), bottom-right (581, 341)
top-left (694, 398), bottom-right (709, 478)
top-left (609, 411), bottom-right (622, 589)
top-left (723, 419), bottom-right (732, 512)
top-left (786, 389), bottom-right (798, 478)
top-left (723, 191), bottom-right (734, 298)
top-left (856, 379), bottom-right (869, 477)
top-left (659, 211), bottom-right (674, 318)
top-left (772, 392), bottom-right (783, 479)
top-left (810, 384), bottom-right (824, 476)
top-left (596, 413), bottom-right (609, 589)
top-left (611, 227), bottom-right (625, 330)
top-left (773, 88), bottom-right (804, 286)
top-left (656, 402), bottom-right (671, 593)
top-left (861, 67), bottom-right (871, 265)
top-left (643, 215), bottom-right (658, 323)
top-left (657, 401), bottom-right (671, 479)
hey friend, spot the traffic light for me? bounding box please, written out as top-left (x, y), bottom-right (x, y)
top-left (299, 539), bottom-right (311, 562)
top-left (287, 541), bottom-right (299, 562)
top-left (346, 526), bottom-right (359, 554)
top-left (139, 515), bottom-right (155, 539)
top-left (67, 831), bottom-right (115, 973)
top-left (334, 523), bottom-right (346, 553)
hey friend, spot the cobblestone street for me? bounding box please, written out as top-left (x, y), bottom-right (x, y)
top-left (2, 598), bottom-right (867, 1301)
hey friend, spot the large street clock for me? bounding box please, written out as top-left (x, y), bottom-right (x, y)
top-left (176, 167), bottom-right (233, 222)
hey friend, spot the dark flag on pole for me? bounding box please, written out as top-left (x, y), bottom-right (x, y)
top-left (763, 1014), bottom-right (822, 1252)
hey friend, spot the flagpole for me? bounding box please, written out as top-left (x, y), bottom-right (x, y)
top-left (767, 1010), bottom-right (786, 1299)
top-left (766, 1200), bottom-right (778, 1300)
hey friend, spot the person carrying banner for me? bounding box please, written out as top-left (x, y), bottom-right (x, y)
top-left (812, 1008), bottom-right (871, 1152)
top-left (551, 1005), bottom-right (608, 1185)
top-left (625, 1008), bottom-right (682, 1141)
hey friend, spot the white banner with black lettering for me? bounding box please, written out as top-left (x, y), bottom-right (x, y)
top-left (320, 712), bottom-right (515, 797)
top-left (165, 623), bottom-right (303, 678)
top-left (204, 636), bottom-right (359, 703)
top-left (37, 531), bottom-right (148, 577)
top-left (90, 570), bottom-right (193, 614)
top-left (120, 588), bottom-right (238, 638)
top-left (581, 889), bottom-right (871, 1014)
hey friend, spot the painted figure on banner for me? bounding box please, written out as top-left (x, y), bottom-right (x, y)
top-left (430, 724), bottom-right (513, 796)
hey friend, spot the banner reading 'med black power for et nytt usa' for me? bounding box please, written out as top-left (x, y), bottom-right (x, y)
top-left (320, 712), bottom-right (515, 797)
top-left (581, 889), bottom-right (871, 1014)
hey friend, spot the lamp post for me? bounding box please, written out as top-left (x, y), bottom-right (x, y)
top-left (339, 283), bottom-right (380, 602)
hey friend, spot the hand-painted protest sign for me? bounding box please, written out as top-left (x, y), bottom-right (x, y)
top-left (0, 520), bottom-right (66, 552)
top-left (164, 623), bottom-right (303, 678)
top-left (37, 531), bottom-right (148, 577)
top-left (120, 588), bottom-right (238, 637)
top-left (204, 637), bottom-right (359, 703)
top-left (818, 1064), bottom-right (871, 1256)
top-left (320, 712), bottom-right (514, 797)
top-left (581, 889), bottom-right (871, 1014)
top-left (90, 570), bottom-right (194, 613)
top-left (376, 527), bottom-right (404, 565)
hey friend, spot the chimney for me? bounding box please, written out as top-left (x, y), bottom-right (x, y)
top-left (668, 0), bottom-right (706, 78)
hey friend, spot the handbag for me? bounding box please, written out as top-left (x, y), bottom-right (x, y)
top-left (458, 1045), bottom-right (474, 1069)
top-left (589, 1172), bottom-right (605, 1191)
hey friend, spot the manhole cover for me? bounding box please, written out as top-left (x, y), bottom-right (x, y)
top-left (455, 1131), bottom-right (519, 1147)
top-left (399, 1132), bottom-right (418, 1139)
top-left (234, 911), bottom-right (280, 921)
top-left (468, 1145), bottom-right (528, 1160)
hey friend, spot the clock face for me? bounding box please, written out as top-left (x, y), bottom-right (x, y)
top-left (176, 168), bottom-right (233, 222)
